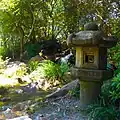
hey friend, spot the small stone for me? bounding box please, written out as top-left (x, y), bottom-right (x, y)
top-left (12, 102), bottom-right (29, 111)
top-left (1, 97), bottom-right (11, 102)
top-left (35, 115), bottom-right (46, 120)
top-left (20, 82), bottom-right (38, 93)
top-left (39, 114), bottom-right (44, 117)
top-left (3, 108), bottom-right (13, 119)
top-left (75, 105), bottom-right (78, 108)
top-left (8, 115), bottom-right (32, 120)
top-left (15, 89), bottom-right (23, 94)
top-left (2, 106), bottom-right (11, 111)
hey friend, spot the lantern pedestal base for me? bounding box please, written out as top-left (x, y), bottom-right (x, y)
top-left (80, 80), bottom-right (102, 107)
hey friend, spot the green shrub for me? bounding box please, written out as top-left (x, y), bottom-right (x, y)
top-left (101, 80), bottom-right (112, 105)
top-left (108, 43), bottom-right (120, 63)
top-left (68, 86), bottom-right (80, 98)
top-left (110, 73), bottom-right (120, 104)
top-left (39, 60), bottom-right (59, 82)
top-left (0, 47), bottom-right (8, 58)
top-left (0, 56), bottom-right (9, 73)
top-left (0, 86), bottom-right (8, 95)
top-left (88, 104), bottom-right (119, 120)
top-left (28, 61), bottom-right (39, 73)
top-left (87, 73), bottom-right (120, 120)
top-left (58, 63), bottom-right (70, 83)
top-left (15, 63), bottom-right (28, 77)
top-left (87, 91), bottom-right (120, 120)
top-left (31, 60), bottom-right (69, 84)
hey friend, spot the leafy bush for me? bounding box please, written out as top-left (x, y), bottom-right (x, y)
top-left (88, 104), bottom-right (119, 120)
top-left (68, 86), bottom-right (80, 98)
top-left (15, 63), bottom-right (28, 77)
top-left (110, 73), bottom-right (120, 105)
top-left (0, 46), bottom-right (16, 59)
top-left (0, 86), bottom-right (8, 95)
top-left (0, 46), bottom-right (9, 59)
top-left (0, 56), bottom-right (9, 73)
top-left (88, 87), bottom-right (120, 120)
top-left (58, 63), bottom-right (70, 82)
top-left (28, 61), bottom-right (39, 73)
top-left (87, 74), bottom-right (120, 120)
top-left (30, 60), bottom-right (69, 84)
top-left (39, 60), bottom-right (59, 82)
top-left (108, 43), bottom-right (120, 63)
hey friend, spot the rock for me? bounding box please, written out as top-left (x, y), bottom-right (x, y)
top-left (15, 89), bottom-right (23, 94)
top-left (30, 55), bottom-right (45, 62)
top-left (20, 82), bottom-right (38, 93)
top-left (46, 79), bottom-right (80, 98)
top-left (12, 101), bottom-right (31, 112)
top-left (1, 97), bottom-right (11, 102)
top-left (35, 116), bottom-right (48, 120)
top-left (17, 78), bottom-right (26, 84)
top-left (35, 114), bottom-right (44, 120)
top-left (21, 75), bottom-right (32, 83)
top-left (8, 115), bottom-right (32, 120)
top-left (60, 53), bottom-right (73, 64)
top-left (2, 105), bottom-right (11, 111)
top-left (3, 108), bottom-right (13, 119)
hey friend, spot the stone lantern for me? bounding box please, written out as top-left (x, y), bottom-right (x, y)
top-left (67, 22), bottom-right (118, 107)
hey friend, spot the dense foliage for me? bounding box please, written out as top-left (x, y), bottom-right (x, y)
top-left (29, 60), bottom-right (69, 84)
top-left (88, 71), bottom-right (120, 120)
top-left (0, 0), bottom-right (120, 59)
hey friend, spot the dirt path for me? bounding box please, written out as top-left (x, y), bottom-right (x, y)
top-left (32, 95), bottom-right (88, 120)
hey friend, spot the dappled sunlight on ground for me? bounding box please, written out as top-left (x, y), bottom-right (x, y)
top-left (0, 61), bottom-right (31, 87)
top-left (0, 75), bottom-right (18, 86)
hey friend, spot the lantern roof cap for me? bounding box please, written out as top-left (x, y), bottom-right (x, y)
top-left (67, 22), bottom-right (118, 48)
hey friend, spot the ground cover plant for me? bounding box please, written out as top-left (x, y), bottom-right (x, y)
top-left (87, 72), bottom-right (120, 120)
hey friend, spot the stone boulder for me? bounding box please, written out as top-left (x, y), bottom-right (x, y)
top-left (46, 79), bottom-right (79, 98)
top-left (30, 55), bottom-right (45, 62)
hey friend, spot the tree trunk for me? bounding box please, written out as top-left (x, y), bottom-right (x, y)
top-left (19, 26), bottom-right (24, 60)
